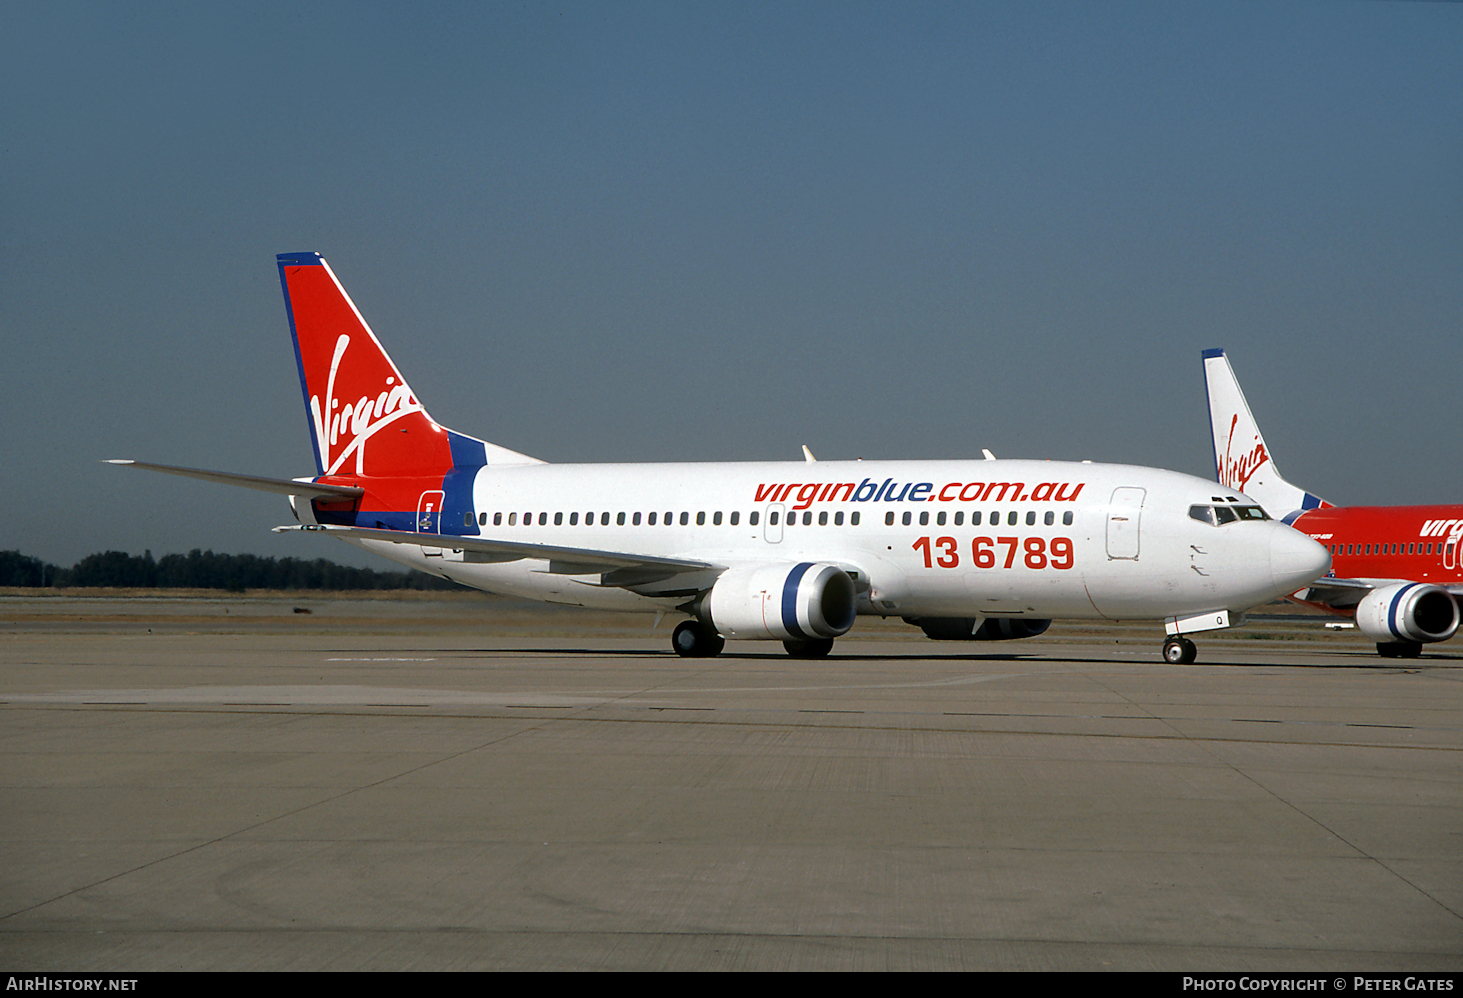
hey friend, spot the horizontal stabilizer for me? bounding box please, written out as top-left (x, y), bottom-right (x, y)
top-left (107, 460), bottom-right (364, 500)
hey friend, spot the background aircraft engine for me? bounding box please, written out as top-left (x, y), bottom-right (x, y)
top-left (907, 617), bottom-right (1052, 641)
top-left (704, 563), bottom-right (857, 640)
top-left (1353, 583), bottom-right (1460, 644)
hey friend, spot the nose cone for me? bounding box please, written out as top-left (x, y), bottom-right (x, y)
top-left (1270, 525), bottom-right (1331, 595)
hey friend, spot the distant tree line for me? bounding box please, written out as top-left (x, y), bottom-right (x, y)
top-left (0, 549), bottom-right (465, 592)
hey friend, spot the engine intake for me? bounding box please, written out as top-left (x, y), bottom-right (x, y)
top-left (702, 562), bottom-right (857, 640)
top-left (1353, 583), bottom-right (1459, 644)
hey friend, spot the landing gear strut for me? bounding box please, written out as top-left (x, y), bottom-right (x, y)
top-left (1162, 636), bottom-right (1198, 664)
top-left (672, 620), bottom-right (724, 658)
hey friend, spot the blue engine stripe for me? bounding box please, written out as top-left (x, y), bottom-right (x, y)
top-left (1387, 583), bottom-right (1418, 641)
top-left (781, 562), bottom-right (813, 639)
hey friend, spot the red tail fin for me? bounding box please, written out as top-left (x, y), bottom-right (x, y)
top-left (277, 252), bottom-right (453, 478)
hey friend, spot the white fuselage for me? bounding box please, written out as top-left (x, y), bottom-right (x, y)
top-left (331, 458), bottom-right (1329, 625)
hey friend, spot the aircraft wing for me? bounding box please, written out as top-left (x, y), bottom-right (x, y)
top-left (108, 460), bottom-right (365, 501)
top-left (273, 523), bottom-right (721, 588)
top-left (1292, 576), bottom-right (1373, 611)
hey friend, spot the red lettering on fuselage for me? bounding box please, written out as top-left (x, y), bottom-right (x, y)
top-left (750, 480), bottom-right (1087, 505)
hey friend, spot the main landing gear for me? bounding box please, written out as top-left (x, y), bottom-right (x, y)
top-left (1376, 641), bottom-right (1422, 659)
top-left (672, 620), bottom-right (724, 658)
top-left (670, 622), bottom-right (836, 659)
top-left (1162, 636), bottom-right (1198, 665)
top-left (783, 638), bottom-right (834, 659)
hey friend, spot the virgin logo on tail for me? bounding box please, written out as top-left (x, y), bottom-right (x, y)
top-left (1219, 413), bottom-right (1269, 492)
top-left (310, 333), bottom-right (426, 476)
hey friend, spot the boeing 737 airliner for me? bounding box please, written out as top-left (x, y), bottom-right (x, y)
top-left (111, 254), bottom-right (1330, 664)
top-left (1204, 348), bottom-right (1463, 657)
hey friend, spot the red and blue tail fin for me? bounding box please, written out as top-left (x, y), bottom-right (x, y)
top-left (276, 253), bottom-right (540, 480)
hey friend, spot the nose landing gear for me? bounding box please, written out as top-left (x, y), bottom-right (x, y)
top-left (1162, 636), bottom-right (1198, 664)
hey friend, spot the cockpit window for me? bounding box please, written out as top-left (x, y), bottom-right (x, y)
top-left (1189, 504), bottom-right (1218, 526)
top-left (1190, 503), bottom-right (1270, 526)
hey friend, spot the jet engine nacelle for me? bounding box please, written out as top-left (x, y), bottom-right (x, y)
top-left (703, 562), bottom-right (857, 640)
top-left (907, 617), bottom-right (1052, 641)
top-left (1353, 583), bottom-right (1460, 644)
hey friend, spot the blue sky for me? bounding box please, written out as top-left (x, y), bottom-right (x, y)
top-left (3, 1), bottom-right (1459, 566)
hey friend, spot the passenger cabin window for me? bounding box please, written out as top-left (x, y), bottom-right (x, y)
top-left (730, 511), bottom-right (739, 525)
top-left (749, 511), bottom-right (759, 526)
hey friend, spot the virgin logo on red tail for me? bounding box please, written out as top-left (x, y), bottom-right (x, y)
top-left (1219, 413), bottom-right (1269, 492)
top-left (310, 334), bottom-right (425, 475)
